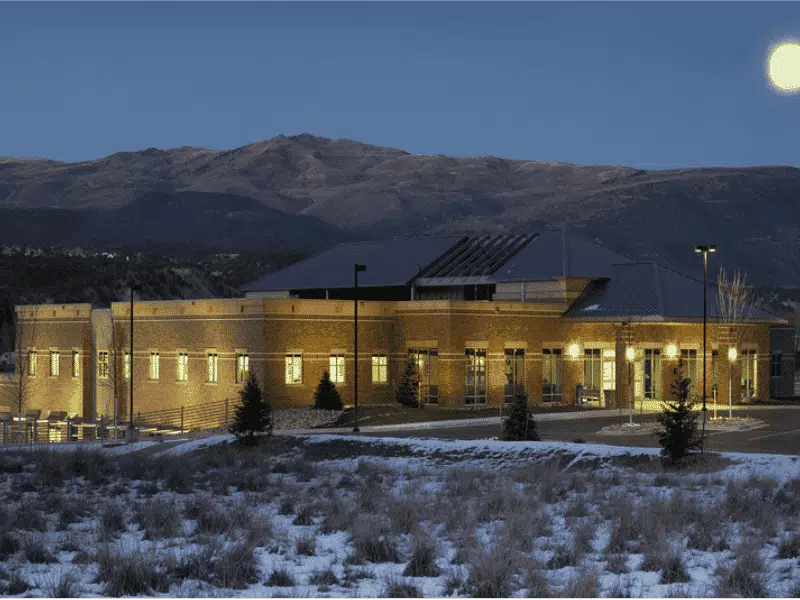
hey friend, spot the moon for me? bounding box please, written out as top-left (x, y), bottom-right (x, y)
top-left (768, 42), bottom-right (800, 92)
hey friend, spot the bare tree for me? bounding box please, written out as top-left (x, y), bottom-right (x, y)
top-left (94, 309), bottom-right (126, 441)
top-left (716, 267), bottom-right (763, 417)
top-left (0, 305), bottom-right (42, 443)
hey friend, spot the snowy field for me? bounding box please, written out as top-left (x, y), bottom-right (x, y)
top-left (0, 435), bottom-right (797, 598)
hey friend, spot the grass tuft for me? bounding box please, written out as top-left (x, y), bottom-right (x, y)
top-left (265, 567), bottom-right (295, 587)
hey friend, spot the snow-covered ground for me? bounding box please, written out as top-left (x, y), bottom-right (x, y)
top-left (0, 434), bottom-right (797, 598)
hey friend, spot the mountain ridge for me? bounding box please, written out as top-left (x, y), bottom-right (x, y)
top-left (1, 133), bottom-right (798, 285)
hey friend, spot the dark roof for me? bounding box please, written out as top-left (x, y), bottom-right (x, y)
top-left (240, 236), bottom-right (464, 292)
top-left (494, 230), bottom-right (634, 283)
top-left (242, 230), bottom-right (635, 293)
top-left (564, 262), bottom-right (783, 322)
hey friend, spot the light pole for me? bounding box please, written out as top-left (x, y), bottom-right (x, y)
top-left (353, 264), bottom-right (367, 433)
top-left (626, 343), bottom-right (635, 427)
top-left (128, 282), bottom-right (142, 441)
top-left (695, 244), bottom-right (716, 455)
top-left (728, 346), bottom-right (737, 420)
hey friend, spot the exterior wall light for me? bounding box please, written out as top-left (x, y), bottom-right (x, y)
top-left (728, 347), bottom-right (738, 361)
top-left (665, 344), bottom-right (678, 359)
top-left (568, 343), bottom-right (580, 359)
top-left (625, 346), bottom-right (635, 362)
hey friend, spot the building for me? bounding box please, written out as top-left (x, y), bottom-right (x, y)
top-left (0, 231), bottom-right (795, 432)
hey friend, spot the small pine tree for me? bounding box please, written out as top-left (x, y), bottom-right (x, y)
top-left (396, 358), bottom-right (421, 408)
top-left (314, 370), bottom-right (342, 410)
top-left (229, 373), bottom-right (272, 444)
top-left (501, 390), bottom-right (540, 441)
top-left (656, 359), bottom-right (703, 464)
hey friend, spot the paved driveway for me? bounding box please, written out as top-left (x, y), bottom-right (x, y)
top-left (358, 407), bottom-right (800, 455)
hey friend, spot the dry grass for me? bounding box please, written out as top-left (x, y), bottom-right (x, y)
top-left (565, 568), bottom-right (599, 598)
top-left (403, 535), bottom-right (441, 577)
top-left (716, 540), bottom-right (766, 598)
top-left (464, 544), bottom-right (519, 598)
top-left (135, 496), bottom-right (183, 540)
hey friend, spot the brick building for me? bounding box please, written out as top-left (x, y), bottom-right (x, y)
top-left (0, 232), bottom-right (795, 431)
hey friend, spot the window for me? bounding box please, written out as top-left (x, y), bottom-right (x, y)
top-left (150, 352), bottom-right (160, 380)
top-left (711, 350), bottom-right (719, 395)
top-left (741, 349), bottom-right (757, 399)
top-left (602, 350), bottom-right (616, 391)
top-left (285, 354), bottom-right (302, 385)
top-left (72, 351), bottom-right (80, 378)
top-left (644, 349), bottom-right (662, 400)
top-left (207, 353), bottom-right (218, 383)
top-left (465, 348), bottom-right (487, 404)
top-left (177, 352), bottom-right (189, 382)
top-left (680, 349), bottom-right (697, 385)
top-left (371, 354), bottom-right (387, 384)
top-left (28, 350), bottom-right (37, 376)
top-left (410, 348), bottom-right (439, 403)
top-left (771, 353), bottom-right (783, 378)
top-left (329, 354), bottom-right (345, 384)
top-left (583, 349), bottom-right (602, 398)
top-left (123, 352), bottom-right (131, 380)
top-left (542, 349), bottom-right (563, 402)
top-left (504, 348), bottom-right (525, 402)
top-left (50, 351), bottom-right (60, 377)
top-left (98, 351), bottom-right (109, 379)
top-left (236, 353), bottom-right (250, 383)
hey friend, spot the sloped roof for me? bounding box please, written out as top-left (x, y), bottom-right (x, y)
top-left (493, 230), bottom-right (634, 283)
top-left (240, 236), bottom-right (464, 292)
top-left (564, 262), bottom-right (783, 322)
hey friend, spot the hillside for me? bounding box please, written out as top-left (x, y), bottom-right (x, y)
top-left (1, 134), bottom-right (799, 284)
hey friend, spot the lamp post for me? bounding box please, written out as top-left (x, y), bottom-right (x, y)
top-left (128, 282), bottom-right (142, 441)
top-left (626, 343), bottom-right (635, 427)
top-left (728, 346), bottom-right (737, 420)
top-left (694, 244), bottom-right (716, 455)
top-left (353, 264), bottom-right (367, 433)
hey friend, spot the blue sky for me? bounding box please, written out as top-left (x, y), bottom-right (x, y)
top-left (0, 2), bottom-right (798, 169)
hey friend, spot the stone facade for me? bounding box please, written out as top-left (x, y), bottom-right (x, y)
top-left (0, 296), bottom-right (789, 426)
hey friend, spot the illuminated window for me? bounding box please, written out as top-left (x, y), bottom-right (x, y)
top-left (504, 348), bottom-right (525, 402)
top-left (285, 354), bottom-right (302, 384)
top-left (741, 350), bottom-right (757, 399)
top-left (371, 355), bottom-right (387, 384)
top-left (644, 349), bottom-right (662, 399)
top-left (207, 353), bottom-right (218, 383)
top-left (50, 351), bottom-right (60, 377)
top-left (542, 349), bottom-right (563, 402)
top-left (98, 351), bottom-right (109, 379)
top-left (329, 354), bottom-right (345, 384)
top-left (409, 348), bottom-right (439, 404)
top-left (28, 350), bottom-right (38, 376)
top-left (680, 349), bottom-right (697, 385)
top-left (123, 352), bottom-right (131, 380)
top-left (150, 352), bottom-right (160, 380)
top-left (464, 348), bottom-right (487, 404)
top-left (583, 349), bottom-right (602, 395)
top-left (236, 353), bottom-right (250, 383)
top-left (711, 350), bottom-right (719, 394)
top-left (72, 351), bottom-right (80, 378)
top-left (177, 352), bottom-right (189, 382)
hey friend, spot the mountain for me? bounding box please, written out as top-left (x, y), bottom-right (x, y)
top-left (1, 134), bottom-right (799, 285)
top-left (0, 190), bottom-right (351, 252)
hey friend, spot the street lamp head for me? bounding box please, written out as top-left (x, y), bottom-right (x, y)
top-left (728, 346), bottom-right (738, 361)
top-left (355, 264), bottom-right (367, 273)
top-left (695, 244), bottom-right (717, 254)
top-left (625, 346), bottom-right (635, 362)
top-left (708, 245), bottom-right (716, 253)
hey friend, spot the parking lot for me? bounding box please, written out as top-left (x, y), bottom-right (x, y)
top-left (359, 406), bottom-right (800, 455)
